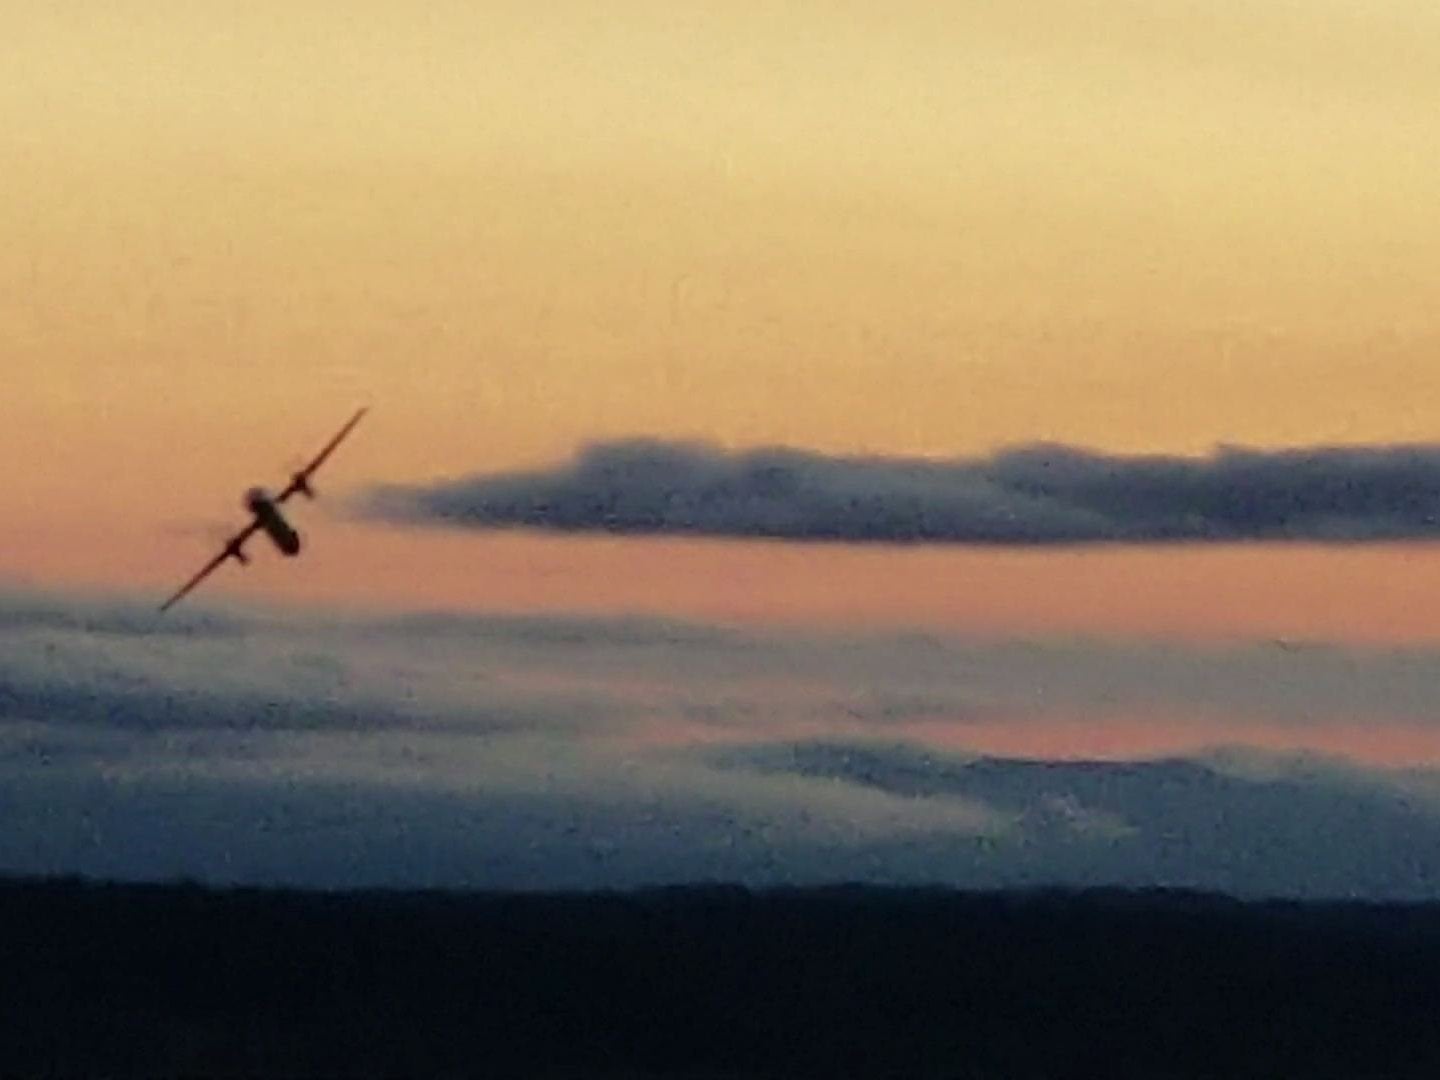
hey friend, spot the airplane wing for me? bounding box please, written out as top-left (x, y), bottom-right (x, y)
top-left (158, 520), bottom-right (260, 613)
top-left (276, 406), bottom-right (368, 503)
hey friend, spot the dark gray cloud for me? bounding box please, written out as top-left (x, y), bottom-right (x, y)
top-left (358, 438), bottom-right (1440, 544)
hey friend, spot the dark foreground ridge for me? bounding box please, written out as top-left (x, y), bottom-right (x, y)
top-left (5, 877), bottom-right (1440, 1079)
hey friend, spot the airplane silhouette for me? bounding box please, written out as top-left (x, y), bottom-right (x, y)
top-left (159, 407), bottom-right (368, 613)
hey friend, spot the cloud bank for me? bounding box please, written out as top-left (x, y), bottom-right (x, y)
top-left (360, 438), bottom-right (1440, 544)
top-left (4, 587), bottom-right (1440, 897)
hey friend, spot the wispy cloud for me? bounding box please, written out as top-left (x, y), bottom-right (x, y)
top-left (358, 438), bottom-right (1440, 545)
top-left (3, 587), bottom-right (1440, 896)
top-left (708, 740), bottom-right (1440, 898)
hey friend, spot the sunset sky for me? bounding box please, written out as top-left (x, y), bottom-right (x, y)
top-left (6, 2), bottom-right (1440, 891)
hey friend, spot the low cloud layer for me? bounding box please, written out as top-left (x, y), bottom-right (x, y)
top-left (711, 741), bottom-right (1440, 899)
top-left (4, 587), bottom-right (1440, 896)
top-left (360, 438), bottom-right (1440, 544)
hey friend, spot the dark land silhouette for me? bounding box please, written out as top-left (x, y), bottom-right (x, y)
top-left (5, 877), bottom-right (1440, 1077)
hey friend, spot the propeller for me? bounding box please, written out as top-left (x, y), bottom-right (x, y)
top-left (283, 454), bottom-right (317, 499)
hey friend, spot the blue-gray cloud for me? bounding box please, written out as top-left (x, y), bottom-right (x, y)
top-left (6, 587), bottom-right (1440, 897)
top-left (709, 741), bottom-right (1440, 899)
top-left (358, 438), bottom-right (1440, 544)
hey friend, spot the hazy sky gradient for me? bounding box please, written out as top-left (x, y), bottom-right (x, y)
top-left (7, 2), bottom-right (1440, 826)
top-left (8, 1), bottom-right (1440, 493)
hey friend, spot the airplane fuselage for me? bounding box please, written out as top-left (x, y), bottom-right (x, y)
top-left (245, 488), bottom-right (301, 556)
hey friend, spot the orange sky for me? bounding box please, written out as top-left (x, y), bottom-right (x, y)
top-left (9, 523), bottom-right (1440, 649)
top-left (7, 1), bottom-right (1440, 641)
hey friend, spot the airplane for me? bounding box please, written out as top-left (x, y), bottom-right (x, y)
top-left (158, 407), bottom-right (368, 613)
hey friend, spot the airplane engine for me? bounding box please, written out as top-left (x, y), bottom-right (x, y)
top-left (290, 474), bottom-right (315, 499)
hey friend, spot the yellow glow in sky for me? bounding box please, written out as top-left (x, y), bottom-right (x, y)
top-left (7, 1), bottom-right (1440, 638)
